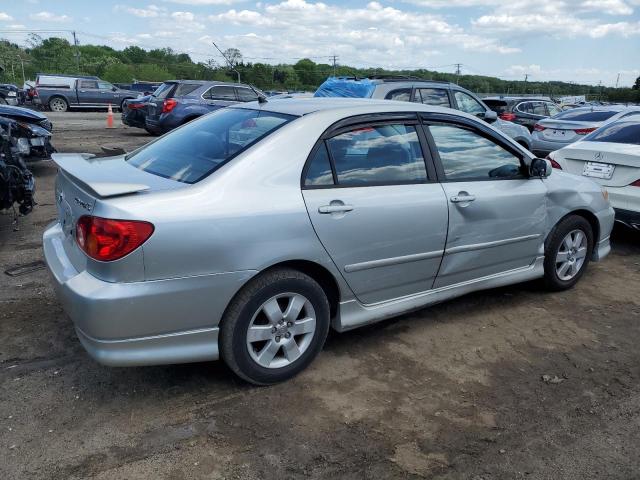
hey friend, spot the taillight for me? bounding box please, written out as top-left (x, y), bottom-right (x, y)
top-left (499, 112), bottom-right (516, 121)
top-left (574, 127), bottom-right (596, 135)
top-left (630, 180), bottom-right (640, 187)
top-left (33, 89), bottom-right (39, 97)
top-left (127, 103), bottom-right (143, 110)
top-left (161, 98), bottom-right (178, 113)
top-left (76, 216), bottom-right (154, 262)
top-left (533, 124), bottom-right (546, 132)
top-left (545, 154), bottom-right (562, 170)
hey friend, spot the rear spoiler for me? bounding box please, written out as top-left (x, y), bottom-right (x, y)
top-left (51, 153), bottom-right (150, 198)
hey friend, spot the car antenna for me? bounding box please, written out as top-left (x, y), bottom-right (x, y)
top-left (250, 84), bottom-right (268, 104)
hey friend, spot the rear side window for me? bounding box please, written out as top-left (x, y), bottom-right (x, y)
top-left (415, 88), bottom-right (450, 107)
top-left (79, 80), bottom-right (97, 89)
top-left (304, 144), bottom-right (334, 186)
top-left (429, 124), bottom-right (523, 181)
top-left (552, 109), bottom-right (619, 122)
top-left (325, 124), bottom-right (427, 186)
top-left (584, 121), bottom-right (640, 145)
top-left (173, 83), bottom-right (200, 97)
top-left (516, 102), bottom-right (532, 114)
top-left (127, 109), bottom-right (295, 183)
top-left (385, 88), bottom-right (411, 101)
top-left (530, 102), bottom-right (547, 116)
top-left (205, 86), bottom-right (236, 101)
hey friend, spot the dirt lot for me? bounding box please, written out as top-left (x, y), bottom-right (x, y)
top-left (1, 111), bottom-right (640, 479)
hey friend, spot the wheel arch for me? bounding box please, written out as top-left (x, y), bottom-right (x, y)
top-left (48, 95), bottom-right (68, 109)
top-left (222, 259), bottom-right (341, 326)
top-left (181, 114), bottom-right (202, 125)
top-left (545, 209), bottom-right (600, 250)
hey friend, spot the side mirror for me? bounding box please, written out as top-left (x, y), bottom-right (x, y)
top-left (530, 157), bottom-right (551, 178)
top-left (112, 86), bottom-right (118, 92)
top-left (482, 110), bottom-right (498, 123)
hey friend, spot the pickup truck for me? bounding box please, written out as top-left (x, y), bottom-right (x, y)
top-left (33, 74), bottom-right (139, 112)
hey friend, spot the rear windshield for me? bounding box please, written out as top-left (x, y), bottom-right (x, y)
top-left (126, 108), bottom-right (296, 183)
top-left (483, 100), bottom-right (509, 114)
top-left (584, 120), bottom-right (640, 145)
top-left (551, 109), bottom-right (618, 122)
top-left (153, 82), bottom-right (175, 100)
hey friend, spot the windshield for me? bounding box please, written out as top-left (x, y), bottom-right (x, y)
top-left (126, 108), bottom-right (296, 183)
top-left (551, 108), bottom-right (619, 122)
top-left (583, 120), bottom-right (640, 145)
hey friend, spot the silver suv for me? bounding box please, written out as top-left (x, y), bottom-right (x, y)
top-left (315, 76), bottom-right (533, 150)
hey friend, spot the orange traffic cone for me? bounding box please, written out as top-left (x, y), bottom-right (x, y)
top-left (106, 103), bottom-right (114, 129)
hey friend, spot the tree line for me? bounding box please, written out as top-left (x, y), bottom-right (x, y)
top-left (1, 35), bottom-right (638, 103)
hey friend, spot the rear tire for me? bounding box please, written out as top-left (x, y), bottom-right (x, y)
top-left (543, 215), bottom-right (593, 291)
top-left (220, 268), bottom-right (330, 385)
top-left (48, 97), bottom-right (68, 112)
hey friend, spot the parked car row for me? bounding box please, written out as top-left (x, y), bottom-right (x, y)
top-left (122, 80), bottom-right (265, 135)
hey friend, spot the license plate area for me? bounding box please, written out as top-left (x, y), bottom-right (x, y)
top-left (582, 161), bottom-right (615, 180)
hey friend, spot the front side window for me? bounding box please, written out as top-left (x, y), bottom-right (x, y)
top-left (530, 102), bottom-right (547, 116)
top-left (127, 108), bottom-right (295, 183)
top-left (454, 91), bottom-right (485, 115)
top-left (385, 88), bottom-right (411, 101)
top-left (326, 124), bottom-right (427, 186)
top-left (206, 86), bottom-right (236, 101)
top-left (415, 88), bottom-right (450, 107)
top-left (236, 88), bottom-right (259, 102)
top-left (547, 103), bottom-right (561, 116)
top-left (98, 81), bottom-right (113, 90)
top-left (429, 124), bottom-right (523, 181)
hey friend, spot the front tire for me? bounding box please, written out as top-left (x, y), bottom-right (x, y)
top-left (543, 215), bottom-right (593, 291)
top-left (220, 268), bottom-right (330, 385)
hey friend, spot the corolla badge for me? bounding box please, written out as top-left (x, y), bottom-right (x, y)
top-left (74, 197), bottom-right (92, 212)
top-left (594, 151), bottom-right (604, 161)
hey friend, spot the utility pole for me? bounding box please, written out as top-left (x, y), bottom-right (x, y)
top-left (454, 63), bottom-right (462, 84)
top-left (72, 31), bottom-right (80, 73)
top-left (330, 54), bottom-right (339, 77)
top-left (211, 41), bottom-right (240, 83)
top-left (615, 73), bottom-right (620, 88)
top-left (598, 80), bottom-right (603, 102)
top-left (523, 73), bottom-right (529, 94)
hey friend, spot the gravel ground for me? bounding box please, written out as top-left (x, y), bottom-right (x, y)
top-left (1, 111), bottom-right (640, 479)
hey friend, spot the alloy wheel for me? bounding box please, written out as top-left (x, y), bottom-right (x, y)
top-left (246, 293), bottom-right (316, 369)
top-left (50, 99), bottom-right (66, 112)
top-left (555, 229), bottom-right (588, 281)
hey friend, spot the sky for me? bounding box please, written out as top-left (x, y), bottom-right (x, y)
top-left (0, 0), bottom-right (639, 86)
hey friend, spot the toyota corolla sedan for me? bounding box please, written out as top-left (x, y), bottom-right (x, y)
top-left (44, 98), bottom-right (614, 385)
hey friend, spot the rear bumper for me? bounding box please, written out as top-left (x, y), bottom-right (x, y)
top-left (614, 208), bottom-right (640, 230)
top-left (530, 135), bottom-right (573, 155)
top-left (43, 221), bottom-right (257, 366)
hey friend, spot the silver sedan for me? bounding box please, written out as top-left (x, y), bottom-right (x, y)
top-left (44, 98), bottom-right (614, 384)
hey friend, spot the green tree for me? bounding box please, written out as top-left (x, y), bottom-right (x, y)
top-left (102, 62), bottom-right (134, 83)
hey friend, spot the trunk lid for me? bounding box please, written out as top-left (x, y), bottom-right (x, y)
top-left (52, 153), bottom-right (184, 273)
top-left (556, 141), bottom-right (640, 187)
top-left (537, 119), bottom-right (601, 144)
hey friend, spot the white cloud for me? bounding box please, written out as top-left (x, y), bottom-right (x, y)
top-left (164, 0), bottom-right (243, 4)
top-left (0, 12), bottom-right (13, 21)
top-left (114, 4), bottom-right (166, 18)
top-left (29, 11), bottom-right (72, 22)
top-left (206, 0), bottom-right (519, 68)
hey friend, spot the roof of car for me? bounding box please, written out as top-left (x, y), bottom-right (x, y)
top-left (233, 97), bottom-right (455, 117)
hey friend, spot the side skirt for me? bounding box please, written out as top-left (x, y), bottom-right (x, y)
top-left (333, 256), bottom-right (544, 332)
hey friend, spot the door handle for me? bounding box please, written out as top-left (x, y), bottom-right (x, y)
top-left (318, 204), bottom-right (354, 214)
top-left (450, 193), bottom-right (476, 203)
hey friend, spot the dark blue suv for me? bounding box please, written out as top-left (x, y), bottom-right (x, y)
top-left (144, 80), bottom-right (263, 135)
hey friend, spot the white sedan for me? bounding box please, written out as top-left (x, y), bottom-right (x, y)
top-left (549, 115), bottom-right (640, 230)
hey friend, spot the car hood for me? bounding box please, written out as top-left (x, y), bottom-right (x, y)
top-left (0, 105), bottom-right (48, 123)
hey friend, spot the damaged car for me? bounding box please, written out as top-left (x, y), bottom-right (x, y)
top-left (0, 120), bottom-right (35, 216)
top-left (0, 105), bottom-right (55, 160)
